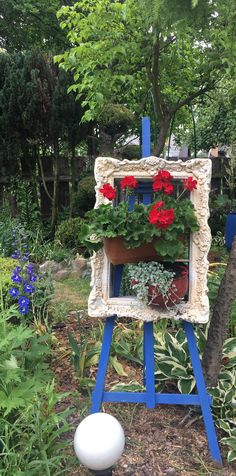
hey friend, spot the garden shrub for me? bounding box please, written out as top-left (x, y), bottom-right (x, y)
top-left (0, 304), bottom-right (74, 474)
top-left (121, 144), bottom-right (140, 160)
top-left (0, 257), bottom-right (16, 302)
top-left (72, 175), bottom-right (96, 217)
top-left (55, 216), bottom-right (86, 252)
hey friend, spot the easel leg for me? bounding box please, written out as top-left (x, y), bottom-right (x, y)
top-left (91, 316), bottom-right (116, 413)
top-left (143, 321), bottom-right (156, 408)
top-left (183, 321), bottom-right (222, 464)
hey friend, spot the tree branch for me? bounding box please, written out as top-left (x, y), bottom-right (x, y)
top-left (160, 36), bottom-right (177, 52)
top-left (171, 85), bottom-right (214, 114)
top-left (38, 156), bottom-right (53, 201)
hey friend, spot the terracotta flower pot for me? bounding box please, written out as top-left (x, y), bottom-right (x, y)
top-left (147, 264), bottom-right (188, 308)
top-left (103, 237), bottom-right (159, 265)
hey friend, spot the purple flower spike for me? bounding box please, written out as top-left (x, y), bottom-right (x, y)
top-left (11, 274), bottom-right (22, 284)
top-left (9, 287), bottom-right (19, 297)
top-left (29, 274), bottom-right (37, 283)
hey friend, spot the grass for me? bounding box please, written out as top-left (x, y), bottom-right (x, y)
top-left (51, 275), bottom-right (90, 314)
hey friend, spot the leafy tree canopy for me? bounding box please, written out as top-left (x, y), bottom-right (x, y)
top-left (55, 0), bottom-right (234, 154)
top-left (0, 0), bottom-right (67, 53)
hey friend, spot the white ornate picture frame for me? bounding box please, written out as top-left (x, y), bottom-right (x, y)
top-left (88, 157), bottom-right (212, 324)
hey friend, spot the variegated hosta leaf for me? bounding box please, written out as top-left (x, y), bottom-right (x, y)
top-left (223, 337), bottom-right (236, 356)
top-left (177, 378), bottom-right (195, 394)
top-left (227, 449), bottom-right (236, 463)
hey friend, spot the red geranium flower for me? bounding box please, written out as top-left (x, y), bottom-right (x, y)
top-left (154, 170), bottom-right (173, 182)
top-left (182, 177), bottom-right (197, 191)
top-left (120, 175), bottom-right (138, 189)
top-left (152, 179), bottom-right (163, 192)
top-left (149, 202), bottom-right (175, 229)
top-left (153, 169), bottom-right (174, 195)
top-left (163, 182), bottom-right (174, 195)
top-left (99, 183), bottom-right (116, 200)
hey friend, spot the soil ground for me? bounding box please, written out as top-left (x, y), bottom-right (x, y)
top-left (51, 277), bottom-right (236, 476)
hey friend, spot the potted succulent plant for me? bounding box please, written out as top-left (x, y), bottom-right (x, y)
top-left (126, 261), bottom-right (189, 308)
top-left (80, 170), bottom-right (199, 264)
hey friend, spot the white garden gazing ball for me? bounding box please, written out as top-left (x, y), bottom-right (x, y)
top-left (74, 413), bottom-right (125, 471)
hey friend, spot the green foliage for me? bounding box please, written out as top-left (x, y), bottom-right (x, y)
top-left (0, 258), bottom-right (16, 301)
top-left (72, 175), bottom-right (96, 218)
top-left (0, 195), bottom-right (20, 257)
top-left (121, 145), bottom-right (140, 161)
top-left (154, 327), bottom-right (203, 393)
top-left (209, 338), bottom-right (236, 463)
top-left (153, 326), bottom-right (236, 462)
top-left (7, 179), bottom-right (41, 233)
top-left (127, 261), bottom-right (176, 305)
top-left (0, 304), bottom-right (51, 416)
top-left (98, 103), bottom-right (135, 137)
top-left (209, 194), bottom-right (232, 237)
top-left (55, 0), bottom-right (232, 154)
top-left (55, 217), bottom-right (85, 252)
top-left (0, 291), bottom-right (75, 474)
top-left (0, 381), bottom-right (74, 475)
top-left (0, 0), bottom-right (66, 53)
top-left (81, 179), bottom-right (198, 261)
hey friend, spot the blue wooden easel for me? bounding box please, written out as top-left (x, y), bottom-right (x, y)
top-left (91, 117), bottom-right (222, 465)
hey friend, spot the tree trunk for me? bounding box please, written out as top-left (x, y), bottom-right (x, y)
top-left (153, 118), bottom-right (171, 157)
top-left (99, 129), bottom-right (115, 156)
top-left (202, 236), bottom-right (236, 387)
top-left (50, 140), bottom-right (60, 238)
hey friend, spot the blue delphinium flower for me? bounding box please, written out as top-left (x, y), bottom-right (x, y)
top-left (9, 287), bottom-right (19, 297)
top-left (19, 305), bottom-right (29, 315)
top-left (11, 250), bottom-right (21, 259)
top-left (18, 296), bottom-right (30, 307)
top-left (23, 283), bottom-right (35, 294)
top-left (13, 266), bottom-right (22, 274)
top-left (11, 274), bottom-right (22, 284)
top-left (8, 226), bottom-right (41, 317)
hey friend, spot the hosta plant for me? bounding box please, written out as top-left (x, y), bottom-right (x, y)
top-left (154, 329), bottom-right (236, 463)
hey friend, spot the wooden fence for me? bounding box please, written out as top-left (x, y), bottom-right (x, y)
top-left (0, 155), bottom-right (231, 217)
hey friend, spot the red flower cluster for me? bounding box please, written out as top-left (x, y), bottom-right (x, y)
top-left (153, 170), bottom-right (174, 195)
top-left (99, 183), bottom-right (116, 200)
top-left (120, 175), bottom-right (138, 189)
top-left (182, 177), bottom-right (197, 191)
top-left (149, 201), bottom-right (175, 230)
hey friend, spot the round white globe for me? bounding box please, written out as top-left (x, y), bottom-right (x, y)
top-left (74, 413), bottom-right (125, 471)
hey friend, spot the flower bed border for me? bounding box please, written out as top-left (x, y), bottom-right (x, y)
top-left (88, 156), bottom-right (212, 324)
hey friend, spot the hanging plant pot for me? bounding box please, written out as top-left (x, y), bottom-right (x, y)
top-left (147, 263), bottom-right (188, 308)
top-left (103, 237), bottom-right (160, 265)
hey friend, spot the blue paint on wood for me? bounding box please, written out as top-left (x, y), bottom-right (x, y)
top-left (225, 212), bottom-right (236, 251)
top-left (183, 321), bottom-right (222, 464)
top-left (142, 117), bottom-right (151, 158)
top-left (90, 316), bottom-right (115, 413)
top-left (103, 392), bottom-right (211, 405)
top-left (144, 322), bottom-right (155, 408)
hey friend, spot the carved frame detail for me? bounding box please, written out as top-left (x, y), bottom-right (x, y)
top-left (88, 157), bottom-right (212, 323)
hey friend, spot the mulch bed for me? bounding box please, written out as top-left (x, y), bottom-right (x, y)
top-left (51, 313), bottom-right (236, 476)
